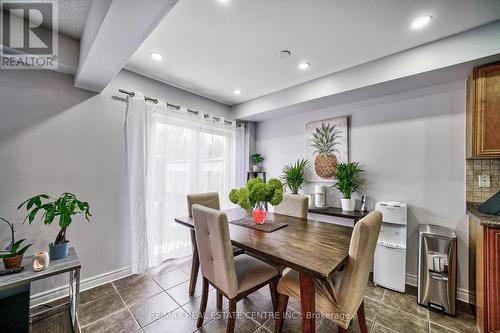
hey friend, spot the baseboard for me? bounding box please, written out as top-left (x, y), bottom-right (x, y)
top-left (30, 266), bottom-right (132, 307)
top-left (405, 273), bottom-right (472, 304)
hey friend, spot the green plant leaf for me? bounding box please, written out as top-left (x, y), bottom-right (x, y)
top-left (18, 243), bottom-right (32, 256)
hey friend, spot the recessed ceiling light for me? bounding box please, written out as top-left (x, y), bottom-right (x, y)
top-left (218, 0), bottom-right (229, 3)
top-left (276, 50), bottom-right (292, 59)
top-left (233, 89), bottom-right (241, 95)
top-left (410, 15), bottom-right (432, 30)
top-left (150, 52), bottom-right (163, 61)
top-left (298, 62), bottom-right (310, 70)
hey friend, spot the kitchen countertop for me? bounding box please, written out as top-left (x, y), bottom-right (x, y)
top-left (467, 202), bottom-right (500, 227)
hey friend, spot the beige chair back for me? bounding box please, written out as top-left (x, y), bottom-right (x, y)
top-left (187, 192), bottom-right (220, 217)
top-left (192, 204), bottom-right (239, 298)
top-left (336, 211), bottom-right (382, 312)
top-left (273, 194), bottom-right (309, 219)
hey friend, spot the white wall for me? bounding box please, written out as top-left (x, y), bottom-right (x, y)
top-left (256, 81), bottom-right (469, 297)
top-left (0, 68), bottom-right (230, 300)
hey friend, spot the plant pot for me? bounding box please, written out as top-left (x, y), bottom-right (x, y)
top-left (252, 203), bottom-right (267, 224)
top-left (49, 242), bottom-right (69, 260)
top-left (252, 165), bottom-right (261, 172)
top-left (3, 255), bottom-right (23, 269)
top-left (341, 198), bottom-right (356, 211)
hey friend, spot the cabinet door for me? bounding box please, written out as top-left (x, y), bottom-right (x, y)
top-left (476, 64), bottom-right (500, 157)
top-left (487, 227), bottom-right (500, 332)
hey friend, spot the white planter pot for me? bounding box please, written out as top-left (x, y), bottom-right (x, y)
top-left (341, 198), bottom-right (356, 211)
top-left (252, 165), bottom-right (261, 172)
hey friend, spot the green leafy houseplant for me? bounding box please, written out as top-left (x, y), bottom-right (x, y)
top-left (229, 177), bottom-right (283, 211)
top-left (333, 162), bottom-right (363, 199)
top-left (281, 159), bottom-right (309, 195)
top-left (18, 193), bottom-right (91, 246)
top-left (250, 153), bottom-right (264, 165)
top-left (0, 218), bottom-right (32, 269)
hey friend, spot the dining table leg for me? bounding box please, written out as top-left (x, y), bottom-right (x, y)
top-left (188, 229), bottom-right (200, 296)
top-left (299, 271), bottom-right (316, 333)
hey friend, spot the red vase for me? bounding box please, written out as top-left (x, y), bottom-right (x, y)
top-left (252, 204), bottom-right (267, 224)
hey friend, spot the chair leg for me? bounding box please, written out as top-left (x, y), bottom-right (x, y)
top-left (196, 277), bottom-right (209, 328)
top-left (357, 299), bottom-right (368, 333)
top-left (226, 299), bottom-right (237, 333)
top-left (216, 291), bottom-right (223, 310)
top-left (337, 325), bottom-right (347, 333)
top-left (269, 276), bottom-right (279, 312)
top-left (274, 294), bottom-right (288, 333)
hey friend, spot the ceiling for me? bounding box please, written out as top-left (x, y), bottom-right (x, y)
top-left (125, 0), bottom-right (500, 105)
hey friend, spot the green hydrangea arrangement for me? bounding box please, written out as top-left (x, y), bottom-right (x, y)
top-left (229, 177), bottom-right (283, 210)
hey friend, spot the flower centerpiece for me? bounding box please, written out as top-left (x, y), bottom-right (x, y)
top-left (229, 177), bottom-right (283, 224)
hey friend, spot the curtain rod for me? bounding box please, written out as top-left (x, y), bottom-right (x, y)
top-left (118, 89), bottom-right (242, 127)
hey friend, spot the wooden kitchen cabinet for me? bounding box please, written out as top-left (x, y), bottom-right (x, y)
top-left (467, 62), bottom-right (500, 158)
top-left (469, 214), bottom-right (500, 333)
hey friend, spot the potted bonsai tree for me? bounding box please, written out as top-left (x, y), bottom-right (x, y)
top-left (281, 159), bottom-right (309, 195)
top-left (251, 153), bottom-right (264, 172)
top-left (333, 162), bottom-right (363, 211)
top-left (229, 177), bottom-right (283, 224)
top-left (18, 193), bottom-right (91, 260)
top-left (0, 218), bottom-right (32, 270)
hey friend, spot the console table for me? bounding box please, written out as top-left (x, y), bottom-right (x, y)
top-left (0, 247), bottom-right (81, 333)
top-left (308, 206), bottom-right (369, 224)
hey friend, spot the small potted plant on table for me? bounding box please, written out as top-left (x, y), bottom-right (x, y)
top-left (18, 193), bottom-right (91, 260)
top-left (281, 159), bottom-right (309, 195)
top-left (333, 162), bottom-right (363, 211)
top-left (251, 153), bottom-right (264, 172)
top-left (0, 218), bottom-right (32, 270)
top-left (229, 178), bottom-right (283, 224)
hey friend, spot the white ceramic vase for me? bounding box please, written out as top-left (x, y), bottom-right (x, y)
top-left (252, 165), bottom-right (261, 172)
top-left (341, 198), bottom-right (356, 211)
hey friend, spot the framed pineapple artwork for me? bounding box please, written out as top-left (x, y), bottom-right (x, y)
top-left (305, 116), bottom-right (349, 182)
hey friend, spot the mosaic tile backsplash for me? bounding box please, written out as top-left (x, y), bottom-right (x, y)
top-left (466, 159), bottom-right (500, 203)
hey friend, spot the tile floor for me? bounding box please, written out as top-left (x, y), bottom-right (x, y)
top-left (31, 257), bottom-right (477, 333)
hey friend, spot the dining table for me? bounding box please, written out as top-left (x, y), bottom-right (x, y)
top-left (174, 208), bottom-right (353, 333)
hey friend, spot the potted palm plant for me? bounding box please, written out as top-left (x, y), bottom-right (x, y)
top-left (281, 159), bottom-right (309, 195)
top-left (333, 162), bottom-right (363, 211)
top-left (0, 218), bottom-right (32, 269)
top-left (251, 153), bottom-right (264, 172)
top-left (18, 193), bottom-right (91, 260)
top-left (229, 178), bottom-right (283, 224)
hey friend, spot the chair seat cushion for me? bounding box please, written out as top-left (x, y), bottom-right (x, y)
top-left (235, 254), bottom-right (279, 294)
top-left (277, 269), bottom-right (352, 328)
top-left (232, 246), bottom-right (245, 256)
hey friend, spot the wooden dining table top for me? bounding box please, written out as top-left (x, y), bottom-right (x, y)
top-left (174, 208), bottom-right (353, 279)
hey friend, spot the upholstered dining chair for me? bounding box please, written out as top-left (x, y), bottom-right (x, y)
top-left (192, 204), bottom-right (280, 333)
top-left (186, 192), bottom-right (244, 309)
top-left (274, 211), bottom-right (382, 333)
top-left (273, 194), bottom-right (309, 219)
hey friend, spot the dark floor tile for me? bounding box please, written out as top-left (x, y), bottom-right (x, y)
top-left (263, 310), bottom-right (304, 333)
top-left (197, 310), bottom-right (261, 333)
top-left (167, 280), bottom-right (202, 306)
top-left (429, 311), bottom-right (476, 333)
top-left (152, 268), bottom-right (190, 290)
top-left (254, 326), bottom-right (272, 333)
top-left (376, 305), bottom-right (429, 333)
top-left (115, 275), bottom-right (163, 306)
top-left (81, 308), bottom-right (141, 333)
top-left (456, 300), bottom-right (474, 317)
top-left (238, 289), bottom-right (276, 324)
top-left (319, 315), bottom-right (373, 333)
top-left (182, 289), bottom-right (228, 322)
top-left (382, 288), bottom-right (428, 318)
top-left (79, 291), bottom-right (125, 327)
top-left (113, 274), bottom-right (149, 291)
top-left (143, 308), bottom-right (198, 333)
top-left (80, 283), bottom-right (117, 305)
top-left (365, 280), bottom-right (385, 300)
top-left (371, 323), bottom-right (399, 333)
top-left (363, 296), bottom-right (380, 321)
top-left (31, 310), bottom-right (72, 333)
top-left (430, 322), bottom-right (462, 333)
top-left (405, 284), bottom-right (418, 297)
top-left (130, 291), bottom-right (180, 327)
top-left (30, 297), bottom-right (68, 316)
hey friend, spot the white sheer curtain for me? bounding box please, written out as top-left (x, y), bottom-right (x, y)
top-left (126, 92), bottom-right (237, 273)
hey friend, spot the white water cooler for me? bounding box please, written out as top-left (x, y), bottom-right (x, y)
top-left (374, 201), bottom-right (407, 292)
